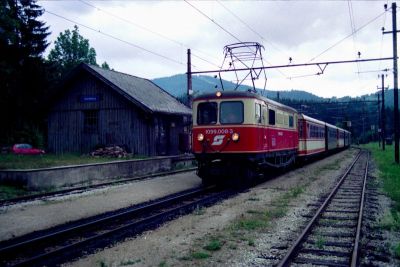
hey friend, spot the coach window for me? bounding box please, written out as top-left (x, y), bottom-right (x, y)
top-left (255, 103), bottom-right (262, 123)
top-left (269, 109), bottom-right (276, 125)
top-left (289, 115), bottom-right (294, 128)
top-left (220, 101), bottom-right (244, 124)
top-left (197, 102), bottom-right (217, 125)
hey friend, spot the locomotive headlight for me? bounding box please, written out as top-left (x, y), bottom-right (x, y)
top-left (232, 132), bottom-right (240, 142)
top-left (197, 133), bottom-right (204, 142)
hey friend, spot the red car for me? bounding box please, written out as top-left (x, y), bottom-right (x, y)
top-left (12, 144), bottom-right (45, 155)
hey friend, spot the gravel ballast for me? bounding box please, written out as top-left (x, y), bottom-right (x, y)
top-left (63, 149), bottom-right (368, 267)
top-left (0, 171), bottom-right (201, 241)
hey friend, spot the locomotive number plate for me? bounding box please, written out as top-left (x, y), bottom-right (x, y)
top-left (205, 128), bottom-right (234, 135)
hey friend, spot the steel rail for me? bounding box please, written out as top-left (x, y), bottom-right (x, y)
top-left (0, 167), bottom-right (197, 206)
top-left (9, 187), bottom-right (234, 267)
top-left (0, 186), bottom-right (209, 255)
top-left (277, 150), bottom-right (363, 267)
top-left (350, 152), bottom-right (369, 267)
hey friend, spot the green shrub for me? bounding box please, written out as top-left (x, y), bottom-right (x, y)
top-left (203, 239), bottom-right (222, 251)
top-left (191, 251), bottom-right (210, 259)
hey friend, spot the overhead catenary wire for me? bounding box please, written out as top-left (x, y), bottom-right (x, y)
top-left (308, 9), bottom-right (387, 62)
top-left (184, 0), bottom-right (242, 44)
top-left (347, 0), bottom-right (361, 77)
top-left (216, 0), bottom-right (288, 57)
top-left (44, 10), bottom-right (197, 69)
top-left (215, 0), bottom-right (291, 81)
top-left (78, 0), bottom-right (221, 69)
top-left (378, 0), bottom-right (390, 70)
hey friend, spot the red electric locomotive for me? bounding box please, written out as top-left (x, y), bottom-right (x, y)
top-left (192, 91), bottom-right (298, 185)
top-left (192, 90), bottom-right (351, 186)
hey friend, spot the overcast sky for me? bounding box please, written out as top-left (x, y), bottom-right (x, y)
top-left (39, 0), bottom-right (395, 98)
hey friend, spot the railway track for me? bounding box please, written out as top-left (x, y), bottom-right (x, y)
top-left (0, 167), bottom-right (197, 207)
top-left (0, 186), bottom-right (235, 267)
top-left (278, 150), bottom-right (369, 267)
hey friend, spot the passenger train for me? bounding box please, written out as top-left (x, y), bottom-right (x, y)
top-left (192, 91), bottom-right (351, 186)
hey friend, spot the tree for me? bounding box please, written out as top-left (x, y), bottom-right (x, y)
top-left (48, 25), bottom-right (98, 75)
top-left (101, 61), bottom-right (110, 70)
top-left (0, 0), bottom-right (50, 145)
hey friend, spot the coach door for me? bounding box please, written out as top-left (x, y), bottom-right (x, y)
top-left (255, 102), bottom-right (263, 149)
top-left (262, 105), bottom-right (269, 150)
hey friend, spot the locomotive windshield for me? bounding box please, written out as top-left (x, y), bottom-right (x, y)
top-left (197, 102), bottom-right (217, 125)
top-left (220, 101), bottom-right (243, 124)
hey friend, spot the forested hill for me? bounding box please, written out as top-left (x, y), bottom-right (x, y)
top-left (152, 74), bottom-right (323, 102)
top-left (152, 73), bottom-right (395, 107)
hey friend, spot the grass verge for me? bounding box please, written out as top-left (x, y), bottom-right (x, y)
top-left (0, 153), bottom-right (149, 170)
top-left (362, 143), bottom-right (400, 257)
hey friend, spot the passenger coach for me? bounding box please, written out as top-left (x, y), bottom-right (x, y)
top-left (298, 114), bottom-right (326, 157)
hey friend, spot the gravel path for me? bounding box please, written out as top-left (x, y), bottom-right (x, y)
top-left (64, 149), bottom-right (362, 267)
top-left (0, 171), bottom-right (201, 241)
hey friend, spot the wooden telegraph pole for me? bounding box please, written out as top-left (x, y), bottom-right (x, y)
top-left (383, 2), bottom-right (399, 163)
top-left (187, 49), bottom-right (193, 108)
top-left (380, 74), bottom-right (386, 150)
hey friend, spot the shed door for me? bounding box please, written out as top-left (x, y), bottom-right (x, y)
top-left (82, 110), bottom-right (99, 152)
top-left (157, 120), bottom-right (169, 155)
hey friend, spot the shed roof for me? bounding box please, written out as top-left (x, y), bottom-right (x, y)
top-left (80, 63), bottom-right (191, 115)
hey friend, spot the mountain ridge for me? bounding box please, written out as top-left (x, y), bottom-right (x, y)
top-left (152, 73), bottom-right (395, 107)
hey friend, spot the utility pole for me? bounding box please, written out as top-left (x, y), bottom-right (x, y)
top-left (383, 2), bottom-right (399, 163)
top-left (187, 49), bottom-right (193, 108)
top-left (378, 93), bottom-right (381, 148)
top-left (394, 2), bottom-right (399, 163)
top-left (379, 74), bottom-right (386, 150)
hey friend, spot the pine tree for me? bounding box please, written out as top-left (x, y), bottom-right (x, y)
top-left (0, 0), bottom-right (50, 145)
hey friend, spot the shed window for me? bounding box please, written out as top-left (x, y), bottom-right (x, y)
top-left (84, 110), bottom-right (99, 134)
top-left (269, 109), bottom-right (275, 125)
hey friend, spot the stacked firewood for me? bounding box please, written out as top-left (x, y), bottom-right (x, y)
top-left (90, 146), bottom-right (129, 158)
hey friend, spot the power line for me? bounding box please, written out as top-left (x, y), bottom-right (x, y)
top-left (45, 10), bottom-right (184, 66)
top-left (378, 0), bottom-right (390, 70)
top-left (347, 0), bottom-right (361, 77)
top-left (184, 0), bottom-right (242, 43)
top-left (215, 0), bottom-right (291, 81)
top-left (308, 9), bottom-right (387, 62)
top-left (216, 0), bottom-right (287, 57)
top-left (78, 0), bottom-right (221, 69)
top-left (191, 53), bottom-right (221, 69)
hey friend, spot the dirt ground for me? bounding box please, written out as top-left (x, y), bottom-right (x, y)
top-left (0, 172), bottom-right (201, 241)
top-left (64, 148), bottom-right (361, 267)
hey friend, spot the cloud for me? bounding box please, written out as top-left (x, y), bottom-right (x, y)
top-left (39, 0), bottom-right (393, 98)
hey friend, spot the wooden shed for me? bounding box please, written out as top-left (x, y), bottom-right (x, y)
top-left (47, 63), bottom-right (192, 156)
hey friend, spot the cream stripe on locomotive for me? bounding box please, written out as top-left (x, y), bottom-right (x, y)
top-left (193, 97), bottom-right (297, 130)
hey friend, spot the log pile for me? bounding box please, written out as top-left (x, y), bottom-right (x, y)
top-left (90, 146), bottom-right (129, 158)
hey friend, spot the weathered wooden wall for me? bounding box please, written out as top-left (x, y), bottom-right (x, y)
top-left (48, 72), bottom-right (189, 156)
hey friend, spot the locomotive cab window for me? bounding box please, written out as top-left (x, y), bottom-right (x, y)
top-left (220, 101), bottom-right (243, 124)
top-left (197, 102), bottom-right (217, 125)
top-left (269, 109), bottom-right (276, 125)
